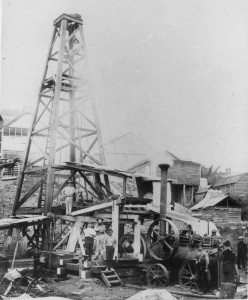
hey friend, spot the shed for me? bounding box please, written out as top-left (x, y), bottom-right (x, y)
top-left (213, 173), bottom-right (248, 196)
top-left (191, 189), bottom-right (241, 225)
top-left (127, 152), bottom-right (201, 207)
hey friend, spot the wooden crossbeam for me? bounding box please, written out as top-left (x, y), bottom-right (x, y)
top-left (78, 171), bottom-right (103, 199)
top-left (71, 201), bottom-right (114, 216)
top-left (82, 137), bottom-right (98, 161)
top-left (17, 174), bottom-right (47, 208)
top-left (57, 129), bottom-right (101, 165)
top-left (34, 97), bottom-right (53, 127)
top-left (58, 124), bottom-right (96, 133)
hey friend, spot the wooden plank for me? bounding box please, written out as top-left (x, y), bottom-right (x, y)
top-left (66, 220), bottom-right (85, 254)
top-left (112, 200), bottom-right (119, 260)
top-left (66, 262), bottom-right (79, 271)
top-left (71, 200), bottom-right (113, 216)
top-left (53, 232), bottom-right (70, 252)
top-left (57, 215), bottom-right (96, 222)
top-left (133, 219), bottom-right (141, 255)
top-left (17, 174), bottom-right (47, 208)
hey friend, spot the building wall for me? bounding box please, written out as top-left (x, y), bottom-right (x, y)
top-left (216, 183), bottom-right (235, 195)
top-left (215, 176), bottom-right (248, 196)
top-left (155, 160), bottom-right (201, 185)
top-left (235, 174), bottom-right (248, 194)
top-left (201, 207), bottom-right (241, 225)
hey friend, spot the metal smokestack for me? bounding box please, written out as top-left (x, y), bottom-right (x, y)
top-left (159, 164), bottom-right (170, 219)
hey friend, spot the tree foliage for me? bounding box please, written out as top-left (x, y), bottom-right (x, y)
top-left (201, 165), bottom-right (224, 186)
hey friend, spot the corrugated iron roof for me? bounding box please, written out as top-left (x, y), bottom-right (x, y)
top-left (191, 189), bottom-right (240, 210)
top-left (213, 173), bottom-right (248, 187)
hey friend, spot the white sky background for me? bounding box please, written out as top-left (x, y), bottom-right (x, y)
top-left (1, 0), bottom-right (248, 172)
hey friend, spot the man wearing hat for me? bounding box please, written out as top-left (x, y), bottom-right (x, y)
top-left (211, 228), bottom-right (221, 248)
top-left (237, 236), bottom-right (247, 271)
top-left (104, 229), bottom-right (117, 271)
top-left (61, 181), bottom-right (76, 215)
top-left (195, 243), bottom-right (210, 294)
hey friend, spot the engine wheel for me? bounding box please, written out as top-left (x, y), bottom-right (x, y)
top-left (119, 233), bottom-right (149, 258)
top-left (179, 259), bottom-right (199, 291)
top-left (146, 218), bottom-right (179, 261)
top-left (146, 263), bottom-right (169, 287)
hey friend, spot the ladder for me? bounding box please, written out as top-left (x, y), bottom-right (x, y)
top-left (101, 268), bottom-right (122, 288)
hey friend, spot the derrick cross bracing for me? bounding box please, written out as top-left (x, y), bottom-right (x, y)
top-left (12, 14), bottom-right (107, 218)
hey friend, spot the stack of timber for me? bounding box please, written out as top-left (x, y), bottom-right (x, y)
top-left (11, 258), bottom-right (34, 269)
top-left (55, 251), bottom-right (91, 279)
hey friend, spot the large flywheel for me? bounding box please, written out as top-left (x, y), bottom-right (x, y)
top-left (146, 263), bottom-right (169, 287)
top-left (178, 259), bottom-right (199, 291)
top-left (146, 218), bottom-right (179, 261)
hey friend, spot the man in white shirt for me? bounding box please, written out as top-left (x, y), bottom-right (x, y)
top-left (94, 218), bottom-right (106, 254)
top-left (84, 223), bottom-right (96, 261)
top-left (61, 181), bottom-right (76, 215)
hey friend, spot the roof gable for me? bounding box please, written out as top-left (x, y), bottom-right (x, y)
top-left (213, 173), bottom-right (248, 187)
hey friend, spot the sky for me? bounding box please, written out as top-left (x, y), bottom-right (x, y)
top-left (1, 0), bottom-right (248, 173)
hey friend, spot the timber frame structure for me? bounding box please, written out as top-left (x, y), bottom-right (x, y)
top-left (12, 14), bottom-right (107, 217)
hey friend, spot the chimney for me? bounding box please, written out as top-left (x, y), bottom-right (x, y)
top-left (159, 164), bottom-right (170, 220)
top-left (225, 168), bottom-right (231, 176)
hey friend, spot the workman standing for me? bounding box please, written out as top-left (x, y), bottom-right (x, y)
top-left (84, 223), bottom-right (96, 261)
top-left (220, 239), bottom-right (236, 283)
top-left (94, 218), bottom-right (106, 253)
top-left (104, 229), bottom-right (117, 271)
top-left (61, 181), bottom-right (76, 215)
top-left (237, 236), bottom-right (247, 271)
top-left (211, 229), bottom-right (221, 248)
top-left (195, 243), bottom-right (210, 295)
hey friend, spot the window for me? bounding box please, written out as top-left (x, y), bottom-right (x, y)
top-left (3, 128), bottom-right (9, 136)
top-left (2, 127), bottom-right (28, 136)
top-left (9, 128), bottom-right (15, 136)
top-left (16, 128), bottom-right (22, 136)
top-left (22, 129), bottom-right (28, 136)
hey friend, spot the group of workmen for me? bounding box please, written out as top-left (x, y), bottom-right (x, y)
top-left (195, 228), bottom-right (247, 295)
top-left (61, 181), bottom-right (117, 270)
top-left (83, 218), bottom-right (117, 270)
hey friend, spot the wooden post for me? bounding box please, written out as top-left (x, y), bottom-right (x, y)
top-left (123, 177), bottom-right (126, 201)
top-left (133, 219), bottom-right (141, 256)
top-left (79, 250), bottom-right (83, 278)
top-left (45, 19), bottom-right (68, 215)
top-left (183, 184), bottom-right (186, 206)
top-left (112, 200), bottom-right (119, 261)
top-left (12, 26), bottom-right (57, 216)
top-left (49, 221), bottom-right (54, 271)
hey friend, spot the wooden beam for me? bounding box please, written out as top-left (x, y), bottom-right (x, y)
top-left (78, 171), bottom-right (103, 199)
top-left (71, 201), bottom-right (114, 216)
top-left (56, 215), bottom-right (96, 222)
top-left (45, 18), bottom-right (68, 215)
top-left (17, 174), bottom-right (47, 208)
top-left (57, 129), bottom-right (101, 165)
top-left (133, 219), bottom-right (141, 255)
top-left (112, 200), bottom-right (119, 261)
top-left (53, 231), bottom-right (70, 252)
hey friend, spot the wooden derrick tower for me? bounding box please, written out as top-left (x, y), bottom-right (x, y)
top-left (12, 14), bottom-right (106, 216)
